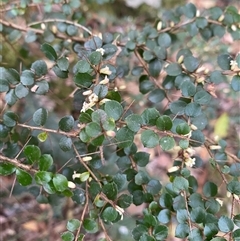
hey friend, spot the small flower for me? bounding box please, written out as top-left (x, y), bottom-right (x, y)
top-left (186, 147), bottom-right (196, 156)
top-left (216, 198), bottom-right (223, 206)
top-left (168, 166), bottom-right (180, 173)
top-left (190, 124), bottom-right (198, 131)
top-left (68, 181), bottom-right (76, 189)
top-left (89, 93), bottom-right (99, 103)
top-left (96, 48), bottom-right (105, 56)
top-left (72, 171), bottom-right (81, 180)
top-left (230, 60), bottom-right (238, 70)
top-left (185, 157), bottom-right (196, 167)
top-left (83, 89), bottom-right (93, 96)
top-left (82, 156), bottom-right (92, 162)
top-left (81, 101), bottom-right (94, 112)
top-left (100, 66), bottom-right (112, 75)
top-left (99, 75), bottom-right (109, 85)
top-left (209, 145), bottom-right (222, 150)
top-left (99, 98), bottom-right (111, 105)
top-left (115, 205), bottom-right (124, 220)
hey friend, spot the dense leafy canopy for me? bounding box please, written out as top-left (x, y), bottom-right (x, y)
top-left (0, 1), bottom-right (240, 241)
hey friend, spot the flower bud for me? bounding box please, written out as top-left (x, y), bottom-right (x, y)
top-left (177, 55), bottom-right (184, 64)
top-left (218, 14), bottom-right (225, 22)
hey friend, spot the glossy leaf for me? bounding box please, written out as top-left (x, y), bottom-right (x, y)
top-left (16, 169), bottom-right (32, 186)
top-left (24, 145), bottom-right (41, 164)
top-left (53, 174), bottom-right (68, 192)
top-left (0, 163), bottom-right (16, 176)
top-left (67, 219), bottom-right (80, 232)
top-left (33, 108), bottom-right (48, 126)
top-left (3, 111), bottom-right (18, 127)
top-left (41, 43), bottom-right (57, 61)
top-left (59, 136), bottom-right (72, 152)
top-left (83, 218), bottom-right (98, 233)
top-left (59, 115), bottom-right (74, 132)
top-left (39, 154), bottom-right (53, 171)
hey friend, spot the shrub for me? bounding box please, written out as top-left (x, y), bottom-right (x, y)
top-left (0, 1), bottom-right (240, 241)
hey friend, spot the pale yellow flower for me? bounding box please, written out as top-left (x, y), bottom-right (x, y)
top-left (100, 66), bottom-right (112, 75)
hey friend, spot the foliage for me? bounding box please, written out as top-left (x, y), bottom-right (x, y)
top-left (0, 1), bottom-right (240, 241)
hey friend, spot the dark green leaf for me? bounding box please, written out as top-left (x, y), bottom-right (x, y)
top-left (20, 70), bottom-right (35, 86)
top-left (89, 51), bottom-right (102, 65)
top-left (159, 136), bottom-right (175, 151)
top-left (24, 145), bottom-right (41, 163)
top-left (61, 231), bottom-right (74, 241)
top-left (173, 176), bottom-right (189, 192)
top-left (103, 44), bottom-right (118, 60)
top-left (5, 89), bottom-right (18, 106)
top-left (53, 173), bottom-right (68, 192)
top-left (52, 65), bottom-right (68, 78)
top-left (190, 130), bottom-right (205, 147)
top-left (153, 225), bottom-right (168, 240)
top-left (101, 206), bottom-right (118, 222)
top-left (16, 169), bottom-right (32, 186)
top-left (59, 115), bottom-right (74, 132)
top-left (59, 136), bottom-right (72, 152)
top-left (190, 207), bottom-right (206, 223)
top-left (196, 17), bottom-right (208, 29)
top-left (149, 59), bottom-right (162, 77)
top-left (3, 111), bottom-right (18, 127)
top-left (39, 154), bottom-right (53, 171)
top-left (141, 130), bottom-right (159, 148)
top-left (180, 80), bottom-right (196, 97)
top-left (203, 181), bottom-right (218, 197)
top-left (176, 123), bottom-right (190, 135)
top-left (74, 60), bottom-right (90, 73)
top-left (184, 3), bottom-right (196, 18)
top-left (34, 80), bottom-right (49, 95)
top-left (1, 67), bottom-right (20, 85)
top-left (0, 163), bottom-right (16, 176)
top-left (105, 100), bottom-right (123, 121)
top-left (166, 63), bottom-right (182, 76)
top-left (74, 73), bottom-right (93, 88)
top-left (175, 224), bottom-right (189, 238)
top-left (158, 33), bottom-right (171, 48)
top-left (67, 219), bottom-right (80, 232)
top-left (41, 43), bottom-right (57, 61)
top-left (15, 83), bottom-right (29, 98)
top-left (170, 100), bottom-right (188, 115)
top-left (231, 75), bottom-right (240, 92)
top-left (57, 57), bottom-right (69, 71)
top-left (156, 115), bottom-right (172, 131)
top-left (115, 127), bottom-right (134, 148)
top-left (125, 114), bottom-right (143, 132)
top-left (148, 89), bottom-right (165, 103)
top-left (194, 90), bottom-right (211, 105)
top-left (85, 122), bottom-right (102, 138)
top-left (227, 180), bottom-right (240, 195)
top-left (141, 108), bottom-right (159, 125)
top-left (185, 103), bottom-right (201, 117)
top-left (133, 152), bottom-right (150, 167)
top-left (83, 218), bottom-right (98, 233)
top-left (117, 194), bottom-right (132, 208)
top-left (183, 56), bottom-right (199, 72)
top-left (209, 70), bottom-right (225, 84)
top-left (34, 171), bottom-right (52, 185)
top-left (31, 60), bottom-right (48, 76)
top-left (218, 216), bottom-right (234, 232)
top-left (33, 108), bottom-right (48, 126)
top-left (102, 182), bottom-right (118, 200)
top-left (217, 54), bottom-right (233, 70)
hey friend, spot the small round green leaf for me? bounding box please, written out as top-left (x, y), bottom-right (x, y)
top-left (173, 176), bottom-right (189, 192)
top-left (185, 103), bottom-right (202, 117)
top-left (67, 219), bottom-right (80, 232)
top-left (217, 54), bottom-right (233, 70)
top-left (20, 70), bottom-right (35, 86)
top-left (101, 206), bottom-right (118, 222)
top-left (61, 231), bottom-right (74, 241)
top-left (89, 51), bottom-right (102, 65)
top-left (57, 57), bottom-right (69, 71)
top-left (31, 60), bottom-right (48, 76)
top-left (16, 169), bottom-right (32, 186)
top-left (176, 120), bottom-right (190, 136)
top-left (203, 181), bottom-right (218, 197)
top-left (218, 216), bottom-right (234, 233)
top-left (157, 209), bottom-right (171, 224)
top-left (35, 171), bottom-right (52, 185)
top-left (33, 108), bottom-right (48, 126)
top-left (85, 122), bottom-right (102, 138)
top-left (34, 80), bottom-right (49, 95)
top-left (227, 181), bottom-right (240, 195)
top-left (194, 90), bottom-right (211, 105)
top-left (159, 136), bottom-right (175, 151)
top-left (24, 145), bottom-right (41, 164)
top-left (231, 75), bottom-right (240, 92)
top-left (183, 56), bottom-right (199, 72)
top-left (156, 115), bottom-right (172, 131)
top-left (158, 33), bottom-right (171, 48)
top-left (148, 89), bottom-right (165, 103)
top-left (149, 59), bottom-right (162, 77)
top-left (117, 194), bottom-right (132, 208)
top-left (175, 223), bottom-right (189, 238)
top-left (170, 100), bottom-right (188, 115)
top-left (141, 108), bottom-right (160, 125)
top-left (15, 83), bottom-right (29, 99)
top-left (39, 154), bottom-right (53, 171)
top-left (59, 136), bottom-right (72, 152)
top-left (3, 111), bottom-right (18, 127)
top-left (141, 130), bottom-right (159, 148)
top-left (75, 60), bottom-right (90, 73)
top-left (166, 63), bottom-right (182, 76)
top-left (125, 114), bottom-right (143, 132)
top-left (83, 218), bottom-right (98, 233)
top-left (0, 163), bottom-right (16, 176)
top-left (41, 43), bottom-right (57, 61)
top-left (59, 115), bottom-right (74, 132)
top-left (53, 173), bottom-right (68, 192)
top-left (133, 152), bottom-right (150, 167)
top-left (146, 179), bottom-right (162, 195)
top-left (105, 100), bottom-right (123, 121)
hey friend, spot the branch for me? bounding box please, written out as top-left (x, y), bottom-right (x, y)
top-left (28, 19), bottom-right (92, 36)
top-left (0, 154), bottom-right (37, 173)
top-left (17, 123), bottom-right (79, 138)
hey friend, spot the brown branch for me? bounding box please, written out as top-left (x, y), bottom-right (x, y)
top-left (17, 123), bottom-right (79, 138)
top-left (0, 154), bottom-right (37, 173)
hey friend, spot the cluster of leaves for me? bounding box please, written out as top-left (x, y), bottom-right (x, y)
top-left (0, 1), bottom-right (240, 241)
